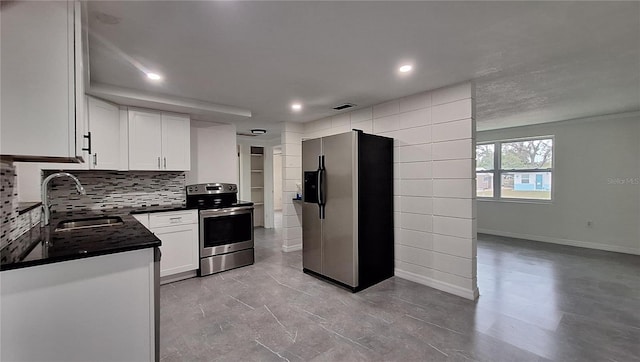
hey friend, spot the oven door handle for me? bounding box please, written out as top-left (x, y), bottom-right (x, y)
top-left (199, 206), bottom-right (254, 218)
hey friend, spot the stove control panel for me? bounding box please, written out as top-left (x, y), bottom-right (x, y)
top-left (186, 183), bottom-right (237, 195)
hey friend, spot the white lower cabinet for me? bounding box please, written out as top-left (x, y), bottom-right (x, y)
top-left (154, 224), bottom-right (198, 277)
top-left (1, 249), bottom-right (157, 362)
top-left (136, 210), bottom-right (199, 282)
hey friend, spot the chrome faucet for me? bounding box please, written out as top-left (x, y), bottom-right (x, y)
top-left (41, 172), bottom-right (86, 226)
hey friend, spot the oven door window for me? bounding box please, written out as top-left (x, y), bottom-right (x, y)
top-left (202, 213), bottom-right (252, 248)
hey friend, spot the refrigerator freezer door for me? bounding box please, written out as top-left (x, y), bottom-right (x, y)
top-left (302, 138), bottom-right (322, 274)
top-left (321, 132), bottom-right (358, 287)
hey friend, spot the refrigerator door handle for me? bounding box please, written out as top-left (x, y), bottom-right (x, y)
top-left (318, 155), bottom-right (326, 219)
top-left (316, 157), bottom-right (322, 207)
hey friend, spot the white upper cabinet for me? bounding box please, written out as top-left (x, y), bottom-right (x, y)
top-left (128, 109), bottom-right (163, 170)
top-left (0, 1), bottom-right (86, 161)
top-left (73, 1), bottom-right (87, 161)
top-left (87, 96), bottom-right (121, 170)
top-left (161, 113), bottom-right (191, 171)
top-left (128, 109), bottom-right (190, 171)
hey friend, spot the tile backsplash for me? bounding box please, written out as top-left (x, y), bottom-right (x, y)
top-left (1, 161), bottom-right (19, 249)
top-left (43, 170), bottom-right (186, 214)
top-left (1, 166), bottom-right (186, 252)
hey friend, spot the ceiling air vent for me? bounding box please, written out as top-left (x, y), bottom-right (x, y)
top-left (236, 132), bottom-right (258, 137)
top-left (332, 103), bottom-right (356, 111)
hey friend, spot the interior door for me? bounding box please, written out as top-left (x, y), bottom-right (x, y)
top-left (302, 138), bottom-right (322, 274)
top-left (321, 132), bottom-right (357, 287)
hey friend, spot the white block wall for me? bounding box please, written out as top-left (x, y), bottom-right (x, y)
top-left (281, 123), bottom-right (304, 252)
top-left (301, 82), bottom-right (478, 300)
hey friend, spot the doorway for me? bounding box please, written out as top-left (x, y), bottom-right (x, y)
top-left (273, 146), bottom-right (283, 229)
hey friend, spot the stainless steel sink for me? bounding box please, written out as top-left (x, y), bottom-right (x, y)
top-left (55, 216), bottom-right (124, 232)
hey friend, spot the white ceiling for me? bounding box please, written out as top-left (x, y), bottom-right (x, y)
top-left (86, 1), bottom-right (640, 137)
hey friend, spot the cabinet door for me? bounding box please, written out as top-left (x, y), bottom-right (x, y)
top-left (87, 97), bottom-right (120, 170)
top-left (161, 113), bottom-right (191, 171)
top-left (0, 1), bottom-right (76, 159)
top-left (128, 109), bottom-right (162, 170)
top-left (153, 224), bottom-right (199, 277)
top-left (73, 1), bottom-right (87, 160)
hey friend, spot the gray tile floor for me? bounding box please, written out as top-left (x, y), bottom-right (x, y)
top-left (159, 229), bottom-right (640, 361)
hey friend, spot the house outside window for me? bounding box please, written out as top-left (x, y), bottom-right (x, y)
top-left (476, 137), bottom-right (553, 201)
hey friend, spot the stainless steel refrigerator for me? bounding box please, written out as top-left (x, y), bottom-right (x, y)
top-left (302, 130), bottom-right (394, 292)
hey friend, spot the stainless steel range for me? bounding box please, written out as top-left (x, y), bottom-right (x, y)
top-left (186, 183), bottom-right (254, 276)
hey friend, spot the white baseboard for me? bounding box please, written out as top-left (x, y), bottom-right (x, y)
top-left (394, 268), bottom-right (479, 301)
top-left (478, 228), bottom-right (640, 255)
top-left (282, 243), bottom-right (302, 252)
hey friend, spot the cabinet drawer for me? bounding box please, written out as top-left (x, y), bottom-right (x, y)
top-left (149, 210), bottom-right (197, 228)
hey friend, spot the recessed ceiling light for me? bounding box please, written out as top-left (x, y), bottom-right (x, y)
top-left (399, 65), bottom-right (413, 73)
top-left (146, 72), bottom-right (162, 81)
top-left (251, 129), bottom-right (267, 135)
top-left (291, 103), bottom-right (302, 111)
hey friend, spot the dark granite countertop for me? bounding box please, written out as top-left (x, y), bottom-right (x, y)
top-left (123, 201), bottom-right (253, 215)
top-left (115, 204), bottom-right (191, 215)
top-left (1, 208), bottom-right (163, 272)
top-left (18, 201), bottom-right (42, 215)
top-left (1, 202), bottom-right (255, 272)
top-left (232, 200), bottom-right (255, 208)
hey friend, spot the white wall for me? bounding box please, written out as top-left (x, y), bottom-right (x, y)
top-left (187, 121), bottom-right (238, 185)
top-left (15, 157), bottom-right (97, 202)
top-left (279, 123), bottom-right (303, 250)
top-left (273, 152), bottom-right (283, 211)
top-left (15, 163), bottom-right (41, 202)
top-left (298, 82), bottom-right (478, 300)
top-left (477, 112), bottom-right (640, 255)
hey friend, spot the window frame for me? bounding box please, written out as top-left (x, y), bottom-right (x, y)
top-left (476, 136), bottom-right (555, 203)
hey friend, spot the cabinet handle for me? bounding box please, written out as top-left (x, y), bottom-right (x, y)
top-left (169, 217), bottom-right (182, 223)
top-left (164, 157), bottom-right (167, 169)
top-left (157, 157), bottom-right (161, 169)
top-left (82, 132), bottom-right (92, 155)
top-left (93, 153), bottom-right (98, 167)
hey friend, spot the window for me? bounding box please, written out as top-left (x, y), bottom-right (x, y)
top-left (476, 137), bottom-right (553, 200)
top-left (475, 144), bottom-right (495, 197)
